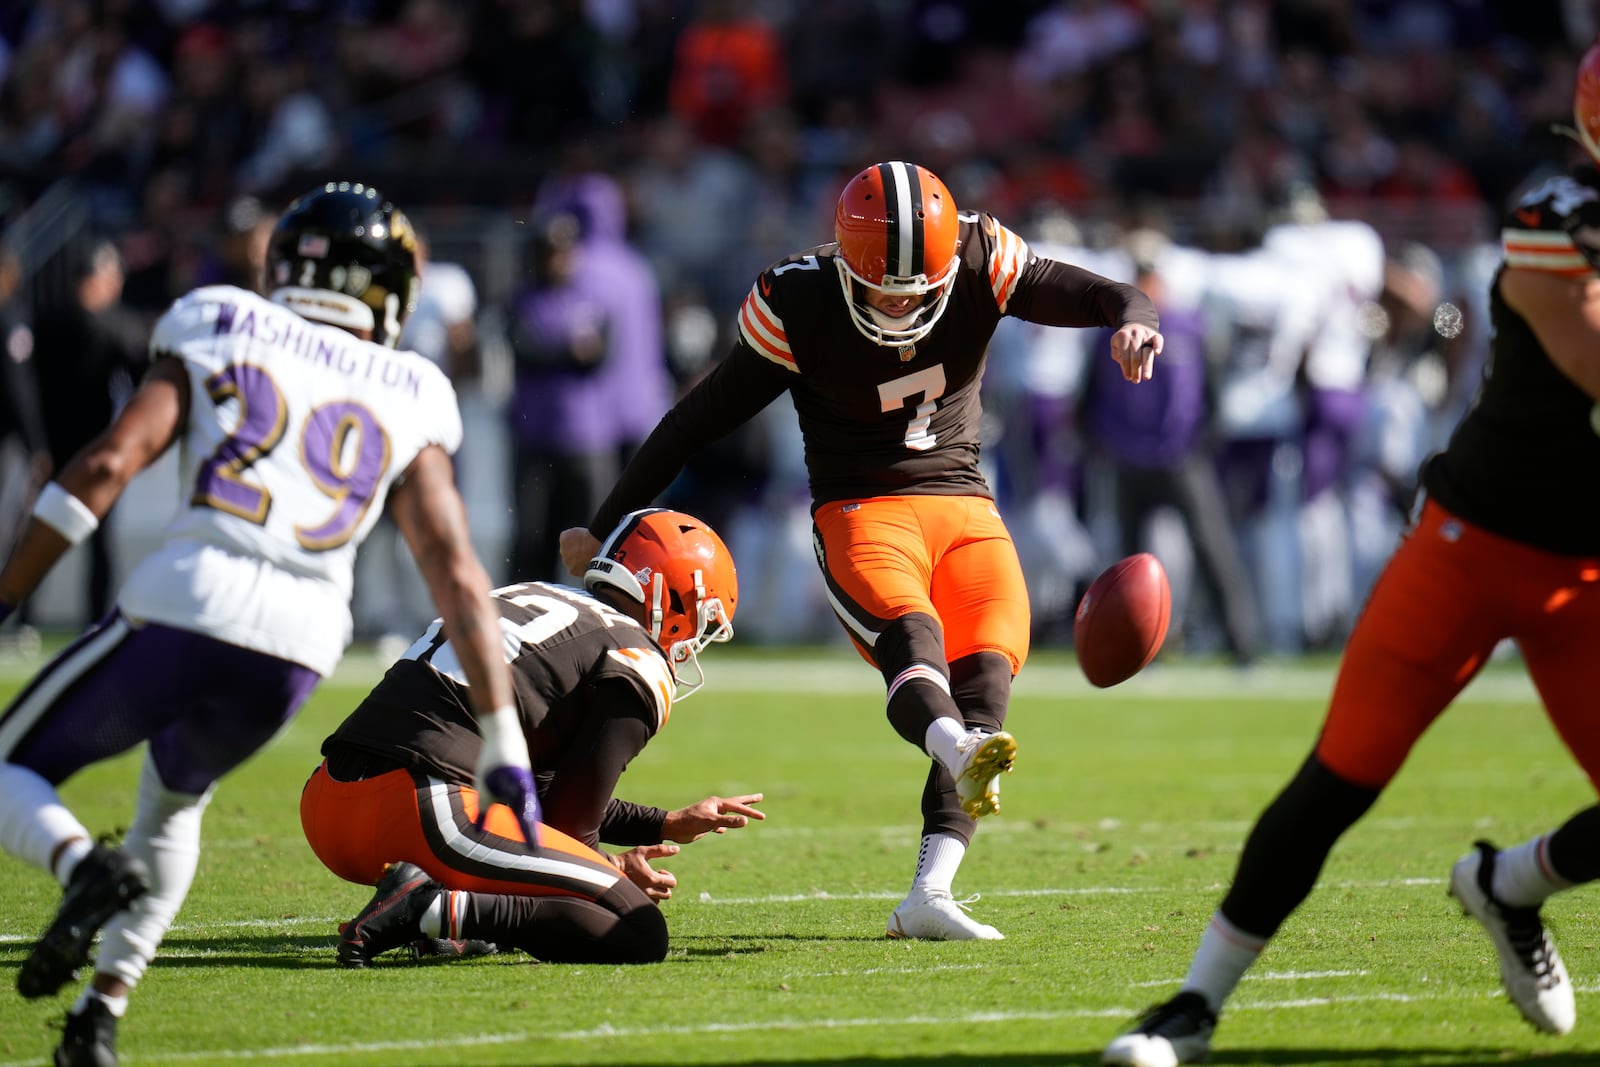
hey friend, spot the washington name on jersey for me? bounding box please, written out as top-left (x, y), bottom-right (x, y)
top-left (116, 284), bottom-right (463, 674)
top-left (324, 581), bottom-right (676, 786)
top-left (1422, 170), bottom-right (1600, 555)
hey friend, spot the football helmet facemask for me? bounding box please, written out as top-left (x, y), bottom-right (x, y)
top-left (585, 508), bottom-right (737, 699)
top-left (834, 161), bottom-right (961, 347)
top-left (266, 181), bottom-right (420, 347)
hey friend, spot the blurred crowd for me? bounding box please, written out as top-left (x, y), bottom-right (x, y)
top-left (1, 0), bottom-right (1597, 656)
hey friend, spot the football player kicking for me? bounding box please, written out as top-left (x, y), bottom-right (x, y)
top-left (561, 161), bottom-right (1163, 940)
top-left (302, 508), bottom-right (763, 966)
top-left (0, 183), bottom-right (536, 1067)
top-left (1104, 39), bottom-right (1600, 1067)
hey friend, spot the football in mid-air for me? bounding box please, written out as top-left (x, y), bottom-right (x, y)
top-left (1073, 553), bottom-right (1171, 688)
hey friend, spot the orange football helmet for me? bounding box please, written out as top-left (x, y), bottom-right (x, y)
top-left (1576, 40), bottom-right (1600, 167)
top-left (584, 508), bottom-right (737, 698)
top-left (834, 161), bottom-right (962, 346)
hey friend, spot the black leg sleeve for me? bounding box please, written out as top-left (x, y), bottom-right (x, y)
top-left (1545, 804), bottom-right (1600, 885)
top-left (948, 651), bottom-right (1012, 733)
top-left (459, 880), bottom-right (667, 964)
top-left (1219, 753), bottom-right (1380, 939)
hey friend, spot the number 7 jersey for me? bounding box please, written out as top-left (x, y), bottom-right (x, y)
top-left (118, 285), bottom-right (465, 675)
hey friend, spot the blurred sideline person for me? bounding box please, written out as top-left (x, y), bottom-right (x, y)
top-left (1080, 231), bottom-right (1260, 665)
top-left (507, 213), bottom-right (624, 583)
top-left (30, 237), bottom-right (147, 626)
top-left (0, 244), bottom-right (50, 579)
top-left (562, 161), bottom-right (1163, 940)
top-left (303, 508), bottom-right (761, 966)
top-left (0, 183), bottom-right (536, 1067)
top-left (1103, 44), bottom-right (1600, 1066)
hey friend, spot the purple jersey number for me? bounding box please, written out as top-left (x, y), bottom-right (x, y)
top-left (192, 363), bottom-right (392, 550)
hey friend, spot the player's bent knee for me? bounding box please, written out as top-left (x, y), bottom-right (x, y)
top-left (602, 882), bottom-right (668, 964)
top-left (873, 613), bottom-right (947, 682)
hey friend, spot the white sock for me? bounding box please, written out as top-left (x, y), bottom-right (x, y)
top-left (73, 988), bottom-right (128, 1019)
top-left (923, 718), bottom-right (969, 777)
top-left (1493, 834), bottom-right (1572, 908)
top-left (53, 837), bottom-right (93, 887)
top-left (419, 891), bottom-right (446, 938)
top-left (909, 833), bottom-right (966, 896)
top-left (1182, 912), bottom-right (1266, 1014)
top-left (95, 754), bottom-right (212, 988)
top-left (0, 762), bottom-right (91, 878)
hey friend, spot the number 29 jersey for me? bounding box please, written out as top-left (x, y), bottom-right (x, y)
top-left (117, 285), bottom-right (464, 675)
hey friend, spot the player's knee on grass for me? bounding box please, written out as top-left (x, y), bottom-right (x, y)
top-left (488, 880), bottom-right (667, 965)
top-left (1222, 754), bottom-right (1379, 937)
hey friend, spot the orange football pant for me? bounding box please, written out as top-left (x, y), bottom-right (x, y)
top-left (1318, 498), bottom-right (1600, 791)
top-left (812, 495), bottom-right (1030, 673)
top-left (300, 761), bottom-right (623, 899)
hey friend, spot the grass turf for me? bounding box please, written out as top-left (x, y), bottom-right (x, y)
top-left (0, 647), bottom-right (1595, 1066)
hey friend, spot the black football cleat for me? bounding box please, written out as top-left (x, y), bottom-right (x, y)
top-left (54, 998), bottom-right (119, 1067)
top-left (1102, 991), bottom-right (1218, 1066)
top-left (19, 844), bottom-right (150, 1000)
top-left (337, 861), bottom-right (440, 968)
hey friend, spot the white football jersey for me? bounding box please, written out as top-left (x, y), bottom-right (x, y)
top-left (1263, 219), bottom-right (1385, 391)
top-left (118, 285), bottom-right (464, 674)
top-left (1202, 248), bottom-right (1324, 439)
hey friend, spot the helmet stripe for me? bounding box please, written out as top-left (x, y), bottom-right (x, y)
top-left (880, 161), bottom-right (924, 278)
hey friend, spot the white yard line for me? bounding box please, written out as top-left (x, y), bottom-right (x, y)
top-left (0, 877), bottom-right (1454, 941)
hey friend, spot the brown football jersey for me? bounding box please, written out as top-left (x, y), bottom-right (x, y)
top-left (1422, 168), bottom-right (1600, 555)
top-left (322, 580), bottom-right (675, 845)
top-left (590, 212), bottom-right (1157, 532)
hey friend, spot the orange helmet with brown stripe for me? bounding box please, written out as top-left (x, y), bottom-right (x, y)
top-left (834, 161), bottom-right (962, 346)
top-left (583, 508), bottom-right (737, 699)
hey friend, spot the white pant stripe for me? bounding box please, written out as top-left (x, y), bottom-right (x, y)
top-left (420, 780), bottom-right (618, 893)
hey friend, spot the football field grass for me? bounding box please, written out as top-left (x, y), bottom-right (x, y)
top-left (1, 647), bottom-right (1597, 1066)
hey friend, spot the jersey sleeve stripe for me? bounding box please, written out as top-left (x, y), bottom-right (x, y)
top-left (1503, 228), bottom-right (1592, 274)
top-left (988, 224), bottom-right (1030, 311)
top-left (738, 289), bottom-right (798, 371)
top-left (1504, 231), bottom-right (1593, 273)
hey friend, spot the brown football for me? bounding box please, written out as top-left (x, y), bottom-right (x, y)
top-left (1073, 553), bottom-right (1172, 688)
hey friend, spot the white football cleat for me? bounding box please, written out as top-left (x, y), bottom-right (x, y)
top-left (952, 730), bottom-right (1016, 819)
top-left (1102, 991), bottom-right (1216, 1066)
top-left (886, 888), bottom-right (1004, 940)
top-left (1448, 840), bottom-right (1575, 1035)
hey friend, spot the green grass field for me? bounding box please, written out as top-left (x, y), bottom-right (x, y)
top-left (0, 647), bottom-right (1597, 1066)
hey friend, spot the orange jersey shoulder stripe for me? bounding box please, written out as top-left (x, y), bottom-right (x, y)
top-left (987, 223), bottom-right (1029, 312)
top-left (738, 287), bottom-right (797, 370)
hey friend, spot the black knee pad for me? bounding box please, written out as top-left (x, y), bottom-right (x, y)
top-left (599, 881), bottom-right (669, 964)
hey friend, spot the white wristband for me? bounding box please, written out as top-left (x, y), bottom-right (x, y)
top-left (477, 705), bottom-right (530, 768)
top-left (32, 483), bottom-right (100, 546)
